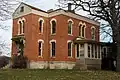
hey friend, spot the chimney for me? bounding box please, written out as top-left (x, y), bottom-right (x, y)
top-left (68, 3), bottom-right (72, 11)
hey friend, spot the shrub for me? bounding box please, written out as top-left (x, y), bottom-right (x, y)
top-left (11, 55), bottom-right (28, 69)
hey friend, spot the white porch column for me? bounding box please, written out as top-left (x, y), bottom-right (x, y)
top-left (97, 45), bottom-right (99, 59)
top-left (84, 43), bottom-right (88, 58)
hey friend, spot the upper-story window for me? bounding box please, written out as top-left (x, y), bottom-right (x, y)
top-left (18, 18), bottom-right (26, 35)
top-left (91, 26), bottom-right (95, 40)
top-left (22, 20), bottom-right (25, 34)
top-left (50, 19), bottom-right (56, 34)
top-left (38, 18), bottom-right (44, 34)
top-left (81, 23), bottom-right (86, 38)
top-left (20, 6), bottom-right (24, 12)
top-left (68, 19), bottom-right (73, 35)
top-left (19, 21), bottom-right (22, 34)
top-left (78, 22), bottom-right (82, 36)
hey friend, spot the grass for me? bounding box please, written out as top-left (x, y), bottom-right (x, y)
top-left (0, 69), bottom-right (120, 80)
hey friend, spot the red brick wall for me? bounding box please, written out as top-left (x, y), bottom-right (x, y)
top-left (12, 13), bottom-right (99, 62)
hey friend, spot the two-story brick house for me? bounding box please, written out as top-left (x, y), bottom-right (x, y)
top-left (12, 2), bottom-right (102, 69)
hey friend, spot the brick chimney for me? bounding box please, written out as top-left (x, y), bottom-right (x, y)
top-left (68, 3), bottom-right (72, 11)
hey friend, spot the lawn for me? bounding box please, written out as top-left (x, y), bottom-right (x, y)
top-left (0, 69), bottom-right (120, 80)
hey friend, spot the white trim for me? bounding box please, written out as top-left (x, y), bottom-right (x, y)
top-left (49, 40), bottom-right (56, 57)
top-left (81, 22), bottom-right (86, 38)
top-left (50, 18), bottom-right (57, 35)
top-left (38, 18), bottom-right (44, 34)
top-left (67, 40), bottom-right (73, 58)
top-left (38, 39), bottom-right (44, 57)
top-left (68, 19), bottom-right (73, 35)
top-left (91, 26), bottom-right (96, 40)
top-left (13, 7), bottom-right (99, 26)
top-left (22, 17), bottom-right (26, 22)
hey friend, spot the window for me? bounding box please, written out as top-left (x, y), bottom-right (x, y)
top-left (76, 44), bottom-right (79, 58)
top-left (51, 42), bottom-right (55, 57)
top-left (91, 27), bottom-right (95, 40)
top-left (91, 45), bottom-right (94, 58)
top-left (38, 42), bottom-right (42, 56)
top-left (68, 41), bottom-right (72, 57)
top-left (98, 46), bottom-right (100, 58)
top-left (81, 25), bottom-right (85, 37)
top-left (19, 21), bottom-right (22, 34)
top-left (88, 45), bottom-right (90, 58)
top-left (50, 40), bottom-right (56, 57)
top-left (79, 23), bottom-right (82, 36)
top-left (39, 20), bottom-right (43, 33)
top-left (95, 45), bottom-right (97, 58)
top-left (51, 20), bottom-right (56, 34)
top-left (22, 20), bottom-right (25, 34)
top-left (20, 6), bottom-right (24, 12)
top-left (68, 21), bottom-right (72, 35)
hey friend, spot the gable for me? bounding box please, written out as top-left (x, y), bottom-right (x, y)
top-left (12, 3), bottom-right (32, 19)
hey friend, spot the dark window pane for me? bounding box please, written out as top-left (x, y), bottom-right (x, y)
top-left (77, 44), bottom-right (79, 57)
top-left (82, 25), bottom-right (85, 37)
top-left (51, 42), bottom-right (55, 57)
top-left (39, 20), bottom-right (43, 33)
top-left (68, 21), bottom-right (72, 34)
top-left (38, 42), bottom-right (42, 56)
top-left (20, 6), bottom-right (24, 12)
top-left (79, 24), bottom-right (82, 36)
top-left (22, 20), bottom-right (25, 33)
top-left (88, 45), bottom-right (90, 57)
top-left (52, 21), bottom-right (56, 34)
top-left (19, 21), bottom-right (22, 34)
top-left (68, 42), bottom-right (72, 56)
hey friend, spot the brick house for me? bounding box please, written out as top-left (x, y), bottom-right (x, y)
top-left (12, 2), bottom-right (105, 69)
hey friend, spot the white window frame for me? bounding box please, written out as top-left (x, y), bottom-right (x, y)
top-left (50, 18), bottom-right (57, 35)
top-left (78, 22), bottom-right (83, 36)
top-left (49, 39), bottom-right (56, 57)
top-left (38, 18), bottom-right (44, 34)
top-left (38, 39), bottom-right (44, 57)
top-left (17, 18), bottom-right (26, 35)
top-left (91, 26), bottom-right (96, 40)
top-left (68, 19), bottom-right (73, 35)
top-left (67, 40), bottom-right (73, 58)
top-left (81, 22), bottom-right (86, 38)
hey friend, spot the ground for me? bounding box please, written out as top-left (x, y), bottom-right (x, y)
top-left (0, 69), bottom-right (120, 80)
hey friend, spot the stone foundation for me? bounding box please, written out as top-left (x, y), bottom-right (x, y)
top-left (29, 61), bottom-right (75, 69)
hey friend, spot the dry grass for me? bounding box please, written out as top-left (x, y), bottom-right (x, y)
top-left (0, 69), bottom-right (120, 80)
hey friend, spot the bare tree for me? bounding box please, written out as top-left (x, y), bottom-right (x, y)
top-left (0, 0), bottom-right (21, 54)
top-left (59, 0), bottom-right (120, 71)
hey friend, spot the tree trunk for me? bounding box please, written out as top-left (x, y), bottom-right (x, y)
top-left (116, 43), bottom-right (120, 71)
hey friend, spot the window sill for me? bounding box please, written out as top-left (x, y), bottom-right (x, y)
top-left (39, 33), bottom-right (43, 34)
top-left (68, 56), bottom-right (73, 58)
top-left (17, 33), bottom-right (24, 36)
top-left (68, 34), bottom-right (73, 36)
top-left (50, 57), bottom-right (56, 58)
top-left (38, 56), bottom-right (43, 58)
top-left (51, 34), bottom-right (56, 36)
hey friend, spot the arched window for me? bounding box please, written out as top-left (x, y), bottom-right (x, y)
top-left (91, 26), bottom-right (95, 40)
top-left (22, 20), bottom-right (25, 34)
top-left (68, 21), bottom-right (72, 35)
top-left (18, 21), bottom-right (22, 34)
top-left (38, 18), bottom-right (44, 33)
top-left (81, 23), bottom-right (86, 38)
top-left (50, 19), bottom-right (56, 34)
top-left (78, 22), bottom-right (82, 36)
